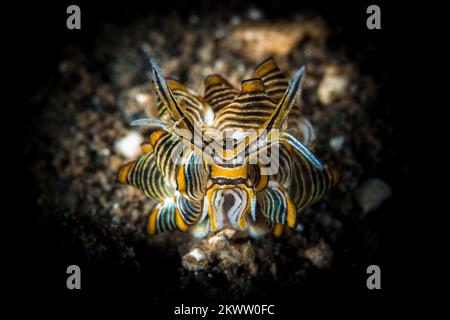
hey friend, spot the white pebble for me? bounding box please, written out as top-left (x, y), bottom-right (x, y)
top-left (135, 93), bottom-right (150, 104)
top-left (329, 136), bottom-right (345, 151)
top-left (115, 132), bottom-right (143, 158)
top-left (318, 74), bottom-right (349, 105)
top-left (355, 178), bottom-right (392, 214)
top-left (187, 248), bottom-right (206, 262)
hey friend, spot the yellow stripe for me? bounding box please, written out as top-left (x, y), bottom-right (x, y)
top-left (118, 162), bottom-right (133, 184)
top-left (205, 188), bottom-right (217, 230)
top-left (149, 130), bottom-right (167, 147)
top-left (286, 194), bottom-right (296, 228)
top-left (205, 74), bottom-right (226, 87)
top-left (273, 223), bottom-right (283, 237)
top-left (166, 79), bottom-right (189, 92)
top-left (277, 183), bottom-right (296, 228)
top-left (141, 144), bottom-right (153, 153)
top-left (241, 79), bottom-right (264, 93)
top-left (254, 58), bottom-right (279, 78)
top-left (210, 164), bottom-right (247, 179)
top-left (147, 206), bottom-right (159, 235)
top-left (176, 164), bottom-right (186, 192)
top-left (175, 207), bottom-right (188, 232)
top-left (254, 171), bottom-right (268, 192)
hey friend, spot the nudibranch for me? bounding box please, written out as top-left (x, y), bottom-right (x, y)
top-left (118, 57), bottom-right (338, 238)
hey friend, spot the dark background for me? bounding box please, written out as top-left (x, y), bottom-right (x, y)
top-left (7, 0), bottom-right (408, 315)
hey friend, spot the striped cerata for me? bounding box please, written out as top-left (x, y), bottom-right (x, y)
top-left (117, 57), bottom-right (339, 238)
